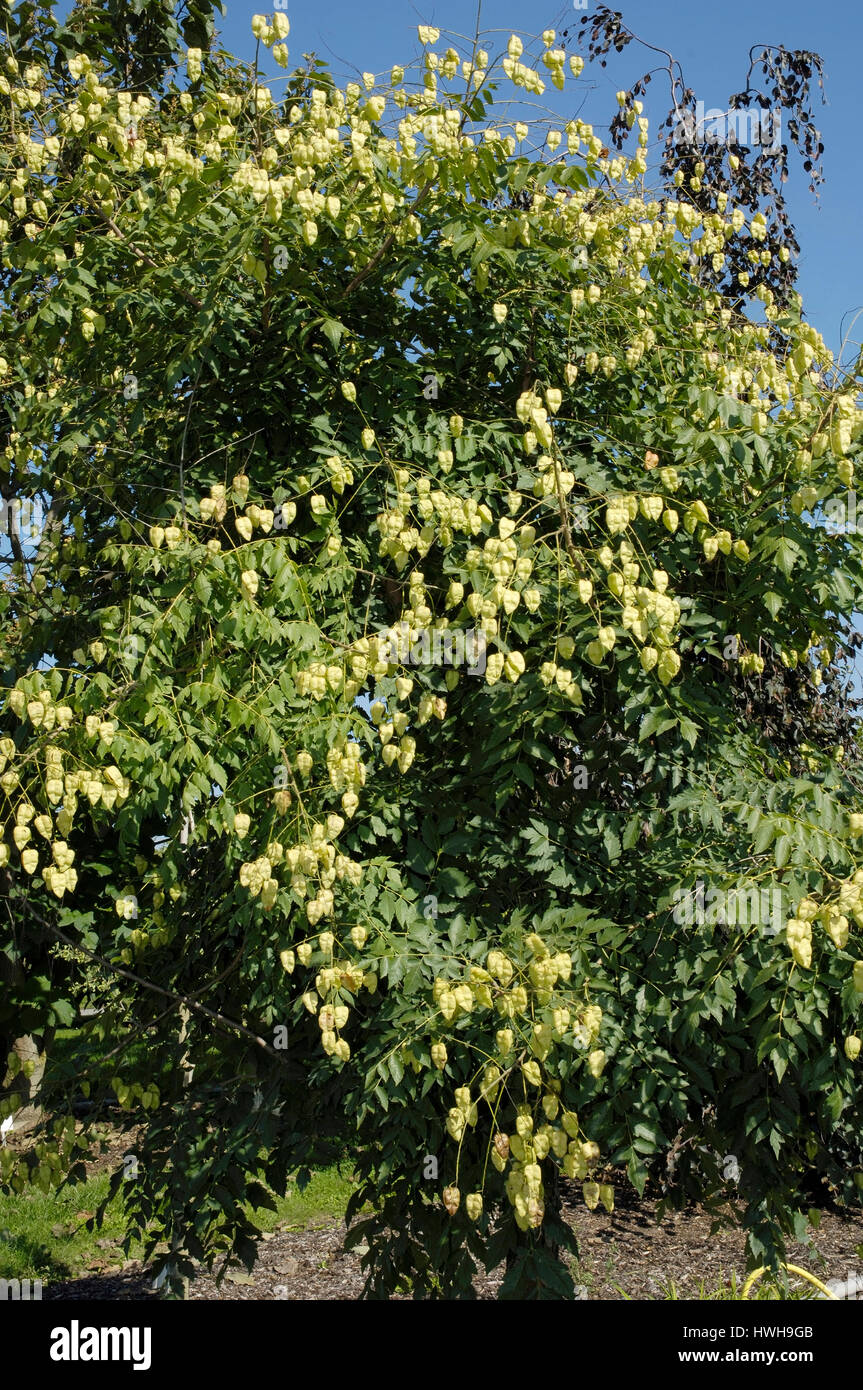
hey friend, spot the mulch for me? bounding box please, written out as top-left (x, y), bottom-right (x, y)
top-left (40, 1181), bottom-right (863, 1301)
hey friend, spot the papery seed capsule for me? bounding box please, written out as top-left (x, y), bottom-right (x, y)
top-left (442, 1185), bottom-right (460, 1215)
top-left (587, 1049), bottom-right (606, 1078)
top-left (583, 1181), bottom-right (600, 1211)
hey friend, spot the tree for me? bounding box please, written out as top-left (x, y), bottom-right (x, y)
top-left (2, 7), bottom-right (862, 1298)
top-left (575, 4), bottom-right (828, 318)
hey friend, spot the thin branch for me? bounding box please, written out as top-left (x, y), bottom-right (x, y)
top-left (340, 181), bottom-right (434, 299)
top-left (30, 496), bottom-right (69, 583)
top-left (89, 205), bottom-right (204, 310)
top-left (179, 363), bottom-right (204, 529)
top-left (22, 906), bottom-right (288, 1066)
top-left (551, 453), bottom-right (586, 574)
top-left (0, 485), bottom-right (34, 587)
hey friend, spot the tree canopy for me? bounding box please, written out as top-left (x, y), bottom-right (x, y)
top-left (1, 3), bottom-right (862, 1299)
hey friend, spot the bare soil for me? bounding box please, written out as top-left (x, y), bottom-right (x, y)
top-left (40, 1180), bottom-right (863, 1302)
top-left (14, 1120), bottom-right (857, 1301)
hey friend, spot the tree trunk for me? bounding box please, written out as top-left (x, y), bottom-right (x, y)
top-left (6, 1033), bottom-right (48, 1134)
top-left (0, 952), bottom-right (52, 1137)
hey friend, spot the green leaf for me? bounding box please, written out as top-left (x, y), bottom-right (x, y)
top-left (320, 317), bottom-right (345, 349)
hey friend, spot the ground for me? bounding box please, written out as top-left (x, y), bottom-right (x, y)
top-left (39, 1184), bottom-right (863, 1302)
top-left (4, 1122), bottom-right (860, 1300)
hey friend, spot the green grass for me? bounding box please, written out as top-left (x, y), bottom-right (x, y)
top-left (7, 1021), bottom-right (355, 1286)
top-left (0, 1164), bottom-right (354, 1284)
top-left (0, 1172), bottom-right (130, 1282)
top-left (257, 1166), bottom-right (354, 1232)
top-left (658, 1270), bottom-right (821, 1300)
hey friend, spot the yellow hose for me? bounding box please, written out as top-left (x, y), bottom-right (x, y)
top-left (742, 1263), bottom-right (837, 1300)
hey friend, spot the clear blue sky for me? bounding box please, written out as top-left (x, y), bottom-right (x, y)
top-left (215, 0), bottom-right (863, 694)
top-left (216, 0), bottom-right (862, 363)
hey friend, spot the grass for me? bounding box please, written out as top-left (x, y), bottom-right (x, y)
top-left (5, 1022), bottom-right (356, 1287)
top-left (0, 1172), bottom-right (130, 1282)
top-left (267, 1166), bottom-right (354, 1232)
top-left (0, 1164), bottom-right (354, 1285)
top-left (659, 1270), bottom-right (821, 1300)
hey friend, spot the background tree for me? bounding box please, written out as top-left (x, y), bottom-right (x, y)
top-left (572, 3), bottom-right (826, 318)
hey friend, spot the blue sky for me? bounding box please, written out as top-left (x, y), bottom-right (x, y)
top-left (11, 2), bottom-right (863, 687)
top-left (214, 0), bottom-right (863, 695)
top-left (216, 0), bottom-right (862, 363)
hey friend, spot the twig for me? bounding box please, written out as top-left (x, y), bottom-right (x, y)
top-left (23, 907), bottom-right (288, 1065)
top-left (30, 496), bottom-right (69, 583)
top-left (0, 485), bottom-right (33, 586)
top-left (551, 454), bottom-right (586, 574)
top-left (340, 181), bottom-right (434, 299)
top-left (89, 205), bottom-right (204, 310)
top-left (179, 362), bottom-right (204, 528)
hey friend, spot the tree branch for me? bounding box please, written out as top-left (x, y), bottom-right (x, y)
top-left (89, 204), bottom-right (204, 310)
top-left (22, 906), bottom-right (288, 1066)
top-left (340, 181), bottom-right (433, 299)
top-left (0, 483), bottom-right (34, 588)
top-left (551, 453), bottom-right (586, 575)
